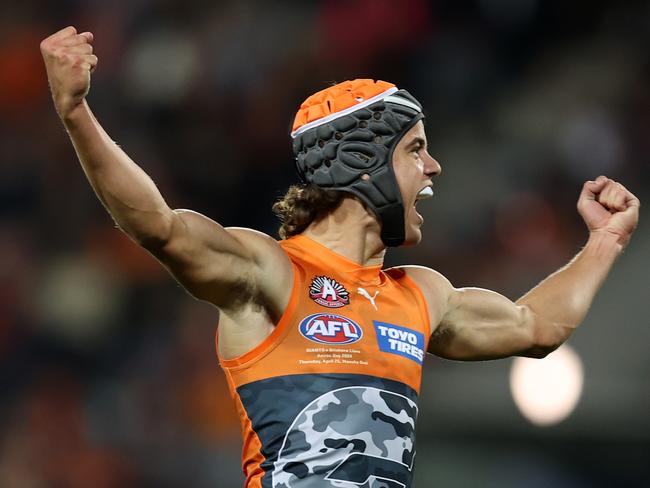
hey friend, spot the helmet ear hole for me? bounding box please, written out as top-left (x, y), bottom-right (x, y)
top-left (361, 173), bottom-right (370, 181)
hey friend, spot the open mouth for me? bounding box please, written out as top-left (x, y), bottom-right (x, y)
top-left (415, 186), bottom-right (433, 203)
top-left (413, 186), bottom-right (433, 223)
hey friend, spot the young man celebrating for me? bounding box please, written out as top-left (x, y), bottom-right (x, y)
top-left (41, 26), bottom-right (639, 488)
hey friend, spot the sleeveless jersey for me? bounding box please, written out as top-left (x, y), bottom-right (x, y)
top-left (218, 235), bottom-right (431, 488)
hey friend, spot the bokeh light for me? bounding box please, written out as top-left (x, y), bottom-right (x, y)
top-left (510, 344), bottom-right (584, 426)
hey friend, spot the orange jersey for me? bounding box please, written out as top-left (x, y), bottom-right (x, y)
top-left (218, 235), bottom-right (431, 488)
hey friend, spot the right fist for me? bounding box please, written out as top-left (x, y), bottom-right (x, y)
top-left (40, 26), bottom-right (98, 119)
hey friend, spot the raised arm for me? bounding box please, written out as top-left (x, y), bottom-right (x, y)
top-left (40, 27), bottom-right (292, 314)
top-left (412, 176), bottom-right (639, 361)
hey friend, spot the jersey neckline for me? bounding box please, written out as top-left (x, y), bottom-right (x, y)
top-left (287, 234), bottom-right (386, 286)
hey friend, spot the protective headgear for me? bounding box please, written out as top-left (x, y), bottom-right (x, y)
top-left (291, 79), bottom-right (423, 247)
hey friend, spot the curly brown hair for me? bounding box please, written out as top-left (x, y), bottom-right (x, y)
top-left (272, 184), bottom-right (348, 239)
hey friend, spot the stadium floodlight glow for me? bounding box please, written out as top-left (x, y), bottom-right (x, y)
top-left (509, 344), bottom-right (584, 426)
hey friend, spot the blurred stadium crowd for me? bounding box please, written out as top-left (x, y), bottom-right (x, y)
top-left (0, 0), bottom-right (648, 486)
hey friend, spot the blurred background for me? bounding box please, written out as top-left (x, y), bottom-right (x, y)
top-left (0, 0), bottom-right (648, 486)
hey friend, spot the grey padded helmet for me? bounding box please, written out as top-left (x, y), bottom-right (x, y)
top-left (291, 80), bottom-right (424, 247)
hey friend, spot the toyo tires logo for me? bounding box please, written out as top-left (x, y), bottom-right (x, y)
top-left (299, 313), bottom-right (363, 345)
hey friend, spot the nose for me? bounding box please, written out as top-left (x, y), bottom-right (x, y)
top-left (424, 151), bottom-right (442, 177)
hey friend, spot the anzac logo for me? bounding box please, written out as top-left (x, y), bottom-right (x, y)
top-left (309, 276), bottom-right (350, 308)
top-left (299, 313), bottom-right (362, 345)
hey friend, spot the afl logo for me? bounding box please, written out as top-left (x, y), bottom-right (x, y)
top-left (299, 313), bottom-right (363, 345)
top-left (309, 276), bottom-right (350, 308)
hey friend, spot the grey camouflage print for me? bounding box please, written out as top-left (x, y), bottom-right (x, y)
top-left (272, 387), bottom-right (417, 488)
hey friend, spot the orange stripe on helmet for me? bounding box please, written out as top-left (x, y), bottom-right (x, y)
top-left (292, 79), bottom-right (396, 133)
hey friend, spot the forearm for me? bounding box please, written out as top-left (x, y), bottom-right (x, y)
top-left (63, 100), bottom-right (173, 246)
top-left (516, 231), bottom-right (622, 344)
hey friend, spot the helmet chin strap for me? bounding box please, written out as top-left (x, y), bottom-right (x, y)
top-left (377, 113), bottom-right (423, 247)
top-left (341, 112), bottom-right (423, 247)
top-left (378, 202), bottom-right (407, 247)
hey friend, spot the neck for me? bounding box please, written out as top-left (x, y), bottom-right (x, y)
top-left (301, 197), bottom-right (386, 267)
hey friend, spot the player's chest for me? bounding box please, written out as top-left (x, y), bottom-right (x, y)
top-left (291, 275), bottom-right (427, 371)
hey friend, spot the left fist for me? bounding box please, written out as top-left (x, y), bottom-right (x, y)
top-left (577, 176), bottom-right (640, 247)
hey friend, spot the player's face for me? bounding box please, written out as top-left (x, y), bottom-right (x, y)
top-left (391, 121), bottom-right (441, 246)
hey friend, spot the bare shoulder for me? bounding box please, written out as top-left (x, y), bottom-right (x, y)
top-left (216, 228), bottom-right (294, 359)
top-left (158, 210), bottom-right (294, 315)
top-left (396, 265), bottom-right (453, 295)
top-left (226, 227), bottom-right (291, 267)
top-left (393, 265), bottom-right (455, 331)
top-left (225, 227), bottom-right (294, 310)
top-left (225, 226), bottom-right (293, 280)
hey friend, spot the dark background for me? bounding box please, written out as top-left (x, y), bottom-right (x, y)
top-left (0, 0), bottom-right (648, 486)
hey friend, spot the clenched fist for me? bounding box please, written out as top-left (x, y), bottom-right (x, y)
top-left (40, 26), bottom-right (97, 120)
top-left (577, 176), bottom-right (640, 248)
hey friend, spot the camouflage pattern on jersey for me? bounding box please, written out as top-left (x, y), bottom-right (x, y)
top-left (272, 386), bottom-right (417, 488)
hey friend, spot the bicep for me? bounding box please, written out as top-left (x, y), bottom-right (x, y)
top-left (428, 287), bottom-right (541, 360)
